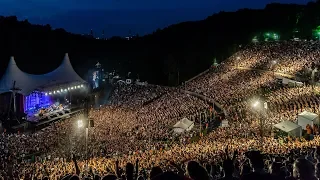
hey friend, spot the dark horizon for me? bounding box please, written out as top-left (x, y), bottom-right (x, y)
top-left (0, 0), bottom-right (310, 37)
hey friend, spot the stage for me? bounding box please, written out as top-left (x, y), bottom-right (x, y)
top-left (12, 109), bottom-right (83, 133)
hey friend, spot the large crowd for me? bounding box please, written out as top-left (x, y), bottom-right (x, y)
top-left (225, 41), bottom-right (320, 75)
top-left (1, 40), bottom-right (320, 179)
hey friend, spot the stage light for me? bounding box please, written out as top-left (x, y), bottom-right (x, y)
top-left (60, 89), bottom-right (63, 92)
top-left (81, 84), bottom-right (83, 87)
top-left (45, 93), bottom-right (48, 96)
top-left (57, 90), bottom-right (60, 93)
top-left (71, 87), bottom-right (74, 90)
top-left (77, 85), bottom-right (80, 88)
top-left (54, 91), bottom-right (56, 94)
top-left (64, 89), bottom-right (67, 92)
top-left (68, 88), bottom-right (70, 90)
top-left (49, 92), bottom-right (52, 95)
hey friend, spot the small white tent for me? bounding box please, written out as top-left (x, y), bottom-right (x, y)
top-left (274, 121), bottom-right (302, 137)
top-left (173, 118), bottom-right (194, 134)
top-left (298, 111), bottom-right (319, 130)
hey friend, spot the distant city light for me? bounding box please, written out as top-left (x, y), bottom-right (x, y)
top-left (252, 36), bottom-right (258, 43)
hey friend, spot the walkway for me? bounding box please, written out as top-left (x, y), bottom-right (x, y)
top-left (229, 66), bottom-right (295, 79)
top-left (182, 90), bottom-right (227, 116)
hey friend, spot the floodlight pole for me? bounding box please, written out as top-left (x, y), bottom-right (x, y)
top-left (85, 127), bottom-right (88, 167)
top-left (84, 85), bottom-right (90, 168)
top-left (8, 81), bottom-right (21, 124)
top-left (260, 113), bottom-right (264, 148)
top-left (253, 100), bottom-right (267, 149)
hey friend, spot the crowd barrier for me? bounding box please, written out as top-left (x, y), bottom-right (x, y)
top-left (182, 90), bottom-right (227, 116)
top-left (185, 68), bottom-right (210, 83)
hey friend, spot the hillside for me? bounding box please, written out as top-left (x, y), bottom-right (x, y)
top-left (0, 2), bottom-right (319, 85)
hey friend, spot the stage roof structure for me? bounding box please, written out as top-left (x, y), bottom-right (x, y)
top-left (0, 53), bottom-right (86, 95)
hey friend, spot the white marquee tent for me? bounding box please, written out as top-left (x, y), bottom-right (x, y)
top-left (274, 121), bottom-right (302, 137)
top-left (173, 118), bottom-right (194, 134)
top-left (0, 53), bottom-right (86, 95)
top-left (298, 111), bottom-right (319, 130)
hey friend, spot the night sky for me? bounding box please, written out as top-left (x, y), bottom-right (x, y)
top-left (0, 0), bottom-right (311, 36)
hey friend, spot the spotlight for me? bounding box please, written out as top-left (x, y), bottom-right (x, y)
top-left (64, 89), bottom-right (67, 92)
top-left (77, 120), bottom-right (83, 128)
top-left (77, 85), bottom-right (80, 88)
top-left (60, 89), bottom-right (63, 92)
top-left (57, 90), bottom-right (60, 93)
top-left (53, 91), bottom-right (56, 94)
top-left (71, 87), bottom-right (74, 90)
top-left (68, 88), bottom-right (70, 90)
top-left (81, 84), bottom-right (83, 87)
top-left (253, 101), bottom-right (260, 108)
top-left (49, 92), bottom-right (52, 95)
top-left (45, 93), bottom-right (48, 96)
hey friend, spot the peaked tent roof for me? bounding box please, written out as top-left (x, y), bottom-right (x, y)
top-left (40, 53), bottom-right (86, 89)
top-left (274, 121), bottom-right (301, 133)
top-left (299, 111), bottom-right (318, 121)
top-left (173, 118), bottom-right (194, 130)
top-left (0, 53), bottom-right (86, 95)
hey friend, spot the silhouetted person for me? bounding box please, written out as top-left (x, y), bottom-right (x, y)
top-left (293, 158), bottom-right (317, 180)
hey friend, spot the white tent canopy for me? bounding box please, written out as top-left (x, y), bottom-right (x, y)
top-left (298, 111), bottom-right (319, 130)
top-left (173, 118), bottom-right (194, 134)
top-left (0, 53), bottom-right (86, 95)
top-left (274, 121), bottom-right (302, 137)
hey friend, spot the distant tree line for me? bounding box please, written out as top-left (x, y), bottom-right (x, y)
top-left (0, 2), bottom-right (320, 86)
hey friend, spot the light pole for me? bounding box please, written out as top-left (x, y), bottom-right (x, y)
top-left (85, 127), bottom-right (88, 166)
top-left (311, 68), bottom-right (317, 89)
top-left (77, 119), bottom-right (88, 168)
top-left (252, 100), bottom-right (268, 148)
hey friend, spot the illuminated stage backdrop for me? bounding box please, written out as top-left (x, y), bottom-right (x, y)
top-left (24, 91), bottom-right (52, 112)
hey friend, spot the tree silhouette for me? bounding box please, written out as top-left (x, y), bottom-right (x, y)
top-left (0, 2), bottom-right (319, 86)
